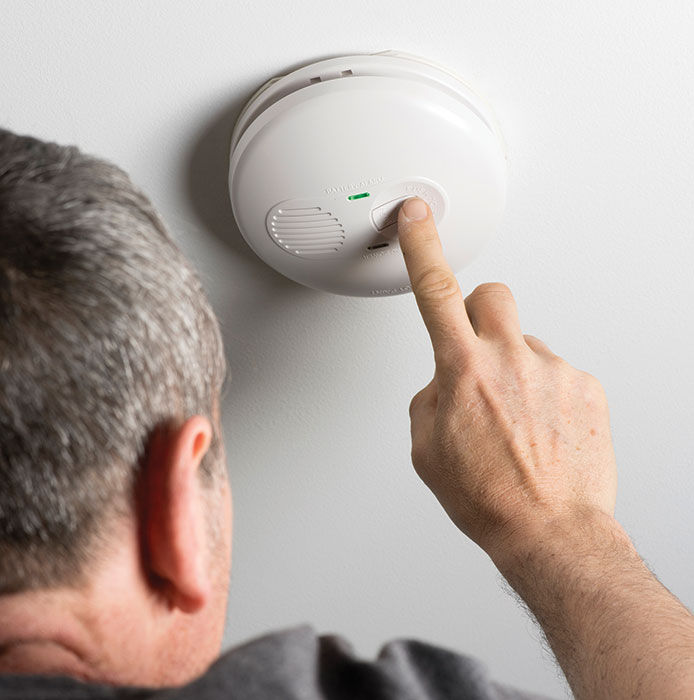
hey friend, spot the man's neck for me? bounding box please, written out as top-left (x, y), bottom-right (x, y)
top-left (0, 530), bottom-right (158, 685)
top-left (0, 586), bottom-right (102, 681)
top-left (0, 639), bottom-right (92, 680)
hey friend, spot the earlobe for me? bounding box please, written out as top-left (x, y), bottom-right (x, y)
top-left (141, 415), bottom-right (214, 614)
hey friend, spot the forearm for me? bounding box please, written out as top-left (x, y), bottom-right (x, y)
top-left (491, 509), bottom-right (694, 700)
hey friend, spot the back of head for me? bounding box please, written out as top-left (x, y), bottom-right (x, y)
top-left (0, 128), bottom-right (226, 594)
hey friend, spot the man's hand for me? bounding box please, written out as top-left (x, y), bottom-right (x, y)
top-left (397, 196), bottom-right (694, 700)
top-left (396, 196), bottom-right (617, 561)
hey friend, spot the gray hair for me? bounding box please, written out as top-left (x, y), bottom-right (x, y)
top-left (0, 128), bottom-right (227, 594)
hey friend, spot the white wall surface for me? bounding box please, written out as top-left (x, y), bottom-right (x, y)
top-left (3, 2), bottom-right (694, 697)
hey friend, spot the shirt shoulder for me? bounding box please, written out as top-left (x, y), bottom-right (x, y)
top-left (0, 625), bottom-right (558, 700)
top-left (192, 624), bottom-right (558, 700)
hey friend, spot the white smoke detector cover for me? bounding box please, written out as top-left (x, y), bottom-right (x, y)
top-left (228, 50), bottom-right (507, 297)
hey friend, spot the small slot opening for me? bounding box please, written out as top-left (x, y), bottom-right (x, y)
top-left (367, 242), bottom-right (390, 250)
top-left (309, 76), bottom-right (321, 84)
top-left (341, 69), bottom-right (353, 77)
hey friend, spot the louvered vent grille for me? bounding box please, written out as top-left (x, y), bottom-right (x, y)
top-left (268, 206), bottom-right (345, 258)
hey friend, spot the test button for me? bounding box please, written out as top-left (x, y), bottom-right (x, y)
top-left (370, 195), bottom-right (414, 231)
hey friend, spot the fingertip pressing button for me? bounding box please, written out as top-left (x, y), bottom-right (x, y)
top-left (371, 195), bottom-right (415, 231)
top-left (368, 179), bottom-right (446, 238)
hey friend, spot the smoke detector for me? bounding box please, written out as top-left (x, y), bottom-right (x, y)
top-left (228, 50), bottom-right (507, 297)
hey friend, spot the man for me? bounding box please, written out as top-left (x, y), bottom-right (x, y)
top-left (0, 128), bottom-right (692, 700)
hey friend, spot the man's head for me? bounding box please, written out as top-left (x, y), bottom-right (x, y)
top-left (0, 128), bottom-right (232, 685)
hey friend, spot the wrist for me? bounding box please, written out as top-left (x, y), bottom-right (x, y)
top-left (488, 506), bottom-right (634, 583)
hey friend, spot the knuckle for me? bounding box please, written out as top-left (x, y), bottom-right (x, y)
top-left (414, 265), bottom-right (461, 300)
top-left (486, 341), bottom-right (526, 375)
top-left (502, 344), bottom-right (536, 385)
top-left (505, 340), bottom-right (532, 364)
top-left (409, 389), bottom-right (425, 417)
top-left (524, 334), bottom-right (551, 358)
top-left (582, 369), bottom-right (601, 389)
top-left (580, 371), bottom-right (607, 403)
top-left (524, 334), bottom-right (550, 352)
top-left (548, 352), bottom-right (568, 369)
top-left (470, 281), bottom-right (513, 298)
top-left (409, 380), bottom-right (437, 417)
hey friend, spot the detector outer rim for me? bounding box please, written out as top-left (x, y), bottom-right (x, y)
top-left (229, 51), bottom-right (506, 158)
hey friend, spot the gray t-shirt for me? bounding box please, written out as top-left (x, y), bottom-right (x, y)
top-left (0, 624), bottom-right (556, 699)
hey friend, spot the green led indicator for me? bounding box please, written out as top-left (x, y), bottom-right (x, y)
top-left (347, 192), bottom-right (370, 200)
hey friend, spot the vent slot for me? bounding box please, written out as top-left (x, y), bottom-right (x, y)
top-left (367, 242), bottom-right (389, 250)
top-left (273, 215), bottom-right (340, 227)
top-left (275, 234), bottom-right (346, 243)
top-left (277, 207), bottom-right (322, 215)
top-left (269, 205), bottom-right (345, 259)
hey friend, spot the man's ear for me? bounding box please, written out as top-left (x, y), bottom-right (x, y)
top-left (141, 415), bottom-right (213, 613)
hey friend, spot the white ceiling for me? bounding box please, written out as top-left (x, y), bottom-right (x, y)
top-left (3, 2), bottom-right (693, 696)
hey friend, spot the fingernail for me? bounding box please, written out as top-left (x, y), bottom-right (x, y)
top-left (402, 197), bottom-right (428, 221)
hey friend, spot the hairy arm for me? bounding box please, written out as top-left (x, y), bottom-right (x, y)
top-left (493, 509), bottom-right (694, 699)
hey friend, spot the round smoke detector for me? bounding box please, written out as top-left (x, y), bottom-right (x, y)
top-left (228, 49), bottom-right (507, 297)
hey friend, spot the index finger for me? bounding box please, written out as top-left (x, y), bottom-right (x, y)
top-left (397, 197), bottom-right (477, 365)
